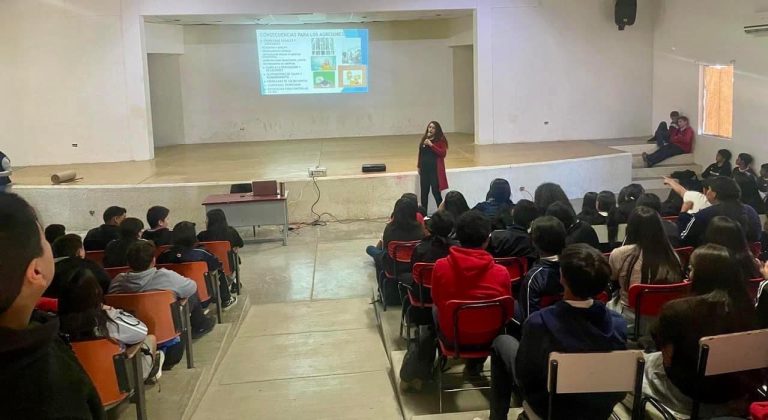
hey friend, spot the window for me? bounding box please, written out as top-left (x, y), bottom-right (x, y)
top-left (700, 64), bottom-right (733, 138)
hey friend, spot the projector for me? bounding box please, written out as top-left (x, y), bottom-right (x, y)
top-left (308, 167), bottom-right (327, 177)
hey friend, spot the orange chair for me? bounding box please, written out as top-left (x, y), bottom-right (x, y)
top-left (400, 262), bottom-right (435, 341)
top-left (154, 244), bottom-right (172, 258)
top-left (105, 290), bottom-right (193, 369)
top-left (200, 241), bottom-right (240, 295)
top-left (104, 266), bottom-right (131, 279)
top-left (158, 261), bottom-right (221, 324)
top-left (628, 282), bottom-right (691, 338)
top-left (71, 338), bottom-right (146, 419)
top-left (84, 250), bottom-right (106, 267)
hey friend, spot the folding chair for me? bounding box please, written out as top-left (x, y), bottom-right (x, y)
top-left (522, 350), bottom-right (645, 420)
top-left (662, 215), bottom-right (679, 223)
top-left (35, 297), bottom-right (58, 313)
top-left (643, 329), bottom-right (768, 420)
top-left (748, 277), bottom-right (766, 303)
top-left (158, 261), bottom-right (222, 324)
top-left (104, 266), bottom-right (131, 279)
top-left (105, 290), bottom-right (194, 369)
top-left (154, 245), bottom-right (172, 258)
top-left (628, 282), bottom-right (691, 339)
top-left (379, 240), bottom-right (420, 311)
top-left (674, 247), bottom-right (694, 272)
top-left (200, 241), bottom-right (241, 295)
top-left (399, 262), bottom-right (435, 341)
top-left (436, 296), bottom-right (515, 413)
top-left (71, 338), bottom-right (147, 420)
top-left (494, 257), bottom-right (529, 281)
top-left (85, 250), bottom-right (106, 267)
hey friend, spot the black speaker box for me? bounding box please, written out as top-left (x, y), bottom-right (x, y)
top-left (362, 163), bottom-right (387, 173)
top-left (615, 0), bottom-right (637, 30)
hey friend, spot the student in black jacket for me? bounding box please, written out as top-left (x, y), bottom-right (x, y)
top-left (0, 193), bottom-right (104, 419)
top-left (142, 205), bottom-right (173, 246)
top-left (490, 244), bottom-right (627, 420)
top-left (546, 202), bottom-right (600, 250)
top-left (732, 153), bottom-right (765, 214)
top-left (405, 210), bottom-right (456, 306)
top-left (103, 217), bottom-right (144, 268)
top-left (47, 234), bottom-right (111, 297)
top-left (576, 192), bottom-right (602, 225)
top-left (84, 206), bottom-right (126, 251)
top-left (198, 209), bottom-right (245, 249)
top-left (636, 193), bottom-right (681, 248)
top-left (701, 149), bottom-right (732, 179)
top-left (593, 190), bottom-right (616, 225)
top-left (488, 199), bottom-right (539, 264)
top-left (473, 178), bottom-right (515, 220)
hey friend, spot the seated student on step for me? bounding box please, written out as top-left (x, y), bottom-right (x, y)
top-left (487, 199), bottom-right (539, 265)
top-left (111, 240), bottom-right (215, 341)
top-left (546, 201), bottom-right (600, 250)
top-left (490, 244), bottom-right (627, 420)
top-left (636, 193), bottom-right (682, 248)
top-left (732, 153), bottom-right (766, 214)
top-left (157, 221), bottom-right (237, 310)
top-left (643, 244), bottom-right (760, 418)
top-left (643, 116), bottom-right (694, 168)
top-left (47, 233), bottom-right (111, 297)
top-left (647, 111), bottom-right (680, 144)
top-left (514, 216), bottom-right (566, 324)
top-left (142, 205), bottom-right (173, 246)
top-left (84, 206), bottom-right (126, 251)
top-left (473, 178), bottom-right (515, 220)
top-left (197, 209), bottom-right (245, 250)
top-left (576, 192), bottom-right (601, 225)
top-left (0, 193), bottom-right (104, 419)
top-left (701, 149), bottom-right (733, 179)
top-left (103, 217), bottom-right (144, 268)
top-left (59, 267), bottom-right (164, 383)
top-left (44, 224), bottom-right (66, 245)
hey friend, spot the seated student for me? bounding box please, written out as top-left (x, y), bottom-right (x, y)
top-left (197, 209), bottom-right (245, 250)
top-left (514, 216), bottom-right (566, 323)
top-left (608, 206), bottom-right (684, 330)
top-left (44, 224), bottom-right (66, 245)
top-left (111, 240), bottom-right (215, 339)
top-left (595, 190), bottom-right (616, 225)
top-left (679, 176), bottom-right (761, 246)
top-left (58, 267), bottom-right (164, 383)
top-left (487, 199), bottom-right (539, 263)
top-left (608, 183), bottom-right (645, 246)
top-left (642, 115), bottom-right (694, 167)
top-left (533, 182), bottom-right (573, 215)
top-left (366, 197), bottom-right (426, 279)
top-left (142, 205), bottom-right (173, 246)
top-left (760, 163), bottom-right (768, 212)
top-left (704, 216), bottom-right (761, 279)
top-left (545, 202), bottom-right (600, 250)
top-left (157, 222), bottom-right (237, 309)
top-left (643, 244), bottom-right (759, 418)
top-left (662, 176), bottom-right (710, 215)
top-left (0, 149), bottom-right (11, 193)
top-left (576, 192), bottom-right (602, 225)
top-left (439, 190), bottom-right (470, 222)
top-left (84, 206), bottom-right (127, 251)
top-left (47, 234), bottom-right (111, 297)
top-left (701, 149), bottom-right (733, 179)
top-left (401, 192), bottom-right (428, 220)
top-left (490, 244), bottom-right (627, 420)
top-left (647, 111), bottom-right (680, 144)
top-left (473, 178), bottom-right (515, 220)
top-left (103, 217), bottom-right (144, 268)
top-left (405, 210), bottom-right (457, 306)
top-left (732, 153), bottom-right (765, 214)
top-left (756, 259), bottom-right (768, 328)
top-left (0, 193), bottom-right (103, 419)
top-left (636, 193), bottom-right (681, 248)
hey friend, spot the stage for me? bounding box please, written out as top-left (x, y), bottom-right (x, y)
top-left (11, 134), bottom-right (636, 231)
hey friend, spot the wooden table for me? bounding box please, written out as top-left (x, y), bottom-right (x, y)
top-left (202, 192), bottom-right (288, 245)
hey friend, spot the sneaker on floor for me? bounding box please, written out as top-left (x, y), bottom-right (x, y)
top-left (192, 316), bottom-right (216, 339)
top-left (145, 350), bottom-right (165, 385)
top-left (221, 295), bottom-right (238, 311)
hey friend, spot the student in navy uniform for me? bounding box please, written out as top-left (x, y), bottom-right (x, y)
top-left (103, 217), bottom-right (144, 268)
top-left (47, 234), bottom-right (112, 298)
top-left (732, 153), bottom-right (765, 214)
top-left (84, 206), bottom-right (126, 251)
top-left (474, 178), bottom-right (515, 220)
top-left (701, 149), bottom-right (732, 179)
top-left (0, 150), bottom-right (10, 193)
top-left (487, 199), bottom-right (539, 265)
top-left (142, 205), bottom-right (173, 246)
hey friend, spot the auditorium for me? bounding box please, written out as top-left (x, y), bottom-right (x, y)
top-left (1, 0), bottom-right (768, 419)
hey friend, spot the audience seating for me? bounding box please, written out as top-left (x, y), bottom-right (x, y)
top-left (153, 245), bottom-right (171, 258)
top-left (436, 296), bottom-right (515, 413)
top-left (380, 240), bottom-right (420, 311)
top-left (104, 266), bottom-right (131, 279)
top-left (71, 338), bottom-right (146, 420)
top-left (523, 350), bottom-right (645, 420)
top-left (494, 257), bottom-right (528, 298)
top-left (200, 241), bottom-right (241, 295)
top-left (751, 242), bottom-right (763, 258)
top-left (674, 247), bottom-right (694, 272)
top-left (35, 297), bottom-right (59, 313)
top-left (158, 262), bottom-right (222, 324)
top-left (85, 250), bottom-right (106, 267)
top-left (104, 290), bottom-right (194, 369)
top-left (399, 262), bottom-right (434, 341)
top-left (662, 215), bottom-right (678, 223)
top-left (595, 291), bottom-right (611, 304)
top-left (747, 277), bottom-right (765, 302)
top-left (628, 282), bottom-right (692, 339)
top-left (642, 329), bottom-right (768, 419)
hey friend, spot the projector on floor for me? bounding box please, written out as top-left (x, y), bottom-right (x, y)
top-left (308, 167), bottom-right (327, 177)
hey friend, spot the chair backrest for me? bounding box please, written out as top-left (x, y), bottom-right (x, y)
top-left (157, 262), bottom-right (211, 302)
top-left (750, 242), bottom-right (762, 258)
top-left (494, 257), bottom-right (529, 281)
top-left (35, 297), bottom-right (59, 313)
top-left (230, 183), bottom-right (252, 194)
top-left (699, 329), bottom-right (768, 377)
top-left (444, 296), bottom-right (515, 353)
top-left (674, 247), bottom-right (694, 269)
top-left (548, 350), bottom-right (645, 394)
top-left (662, 215), bottom-right (679, 223)
top-left (628, 282), bottom-right (691, 316)
top-left (104, 266), bottom-right (131, 279)
top-left (154, 244), bottom-right (172, 258)
top-left (539, 294), bottom-right (563, 308)
top-left (200, 241), bottom-right (234, 276)
top-left (104, 290), bottom-right (180, 343)
top-left (84, 250), bottom-right (106, 267)
top-left (411, 263), bottom-right (435, 288)
top-left (71, 339), bottom-right (129, 407)
top-left (386, 241), bottom-right (420, 264)
top-left (594, 291), bottom-right (610, 304)
top-left (747, 278), bottom-right (765, 302)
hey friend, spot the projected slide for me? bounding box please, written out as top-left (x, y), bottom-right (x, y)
top-left (257, 29), bottom-right (369, 95)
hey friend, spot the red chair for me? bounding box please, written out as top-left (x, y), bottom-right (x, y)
top-left (104, 266), bottom-right (131, 279)
top-left (400, 263), bottom-right (435, 341)
top-left (35, 297), bottom-right (58, 313)
top-left (628, 282), bottom-right (691, 338)
top-left (750, 242), bottom-right (763, 258)
top-left (595, 291), bottom-right (611, 303)
top-left (379, 240), bottom-right (420, 311)
top-left (747, 277), bottom-right (765, 302)
top-left (436, 296), bottom-right (515, 413)
top-left (662, 215), bottom-right (679, 223)
top-left (674, 247), bottom-right (694, 271)
top-left (84, 250), bottom-right (106, 267)
top-left (200, 241), bottom-right (240, 295)
top-left (494, 257), bottom-right (528, 281)
top-left (154, 245), bottom-right (172, 258)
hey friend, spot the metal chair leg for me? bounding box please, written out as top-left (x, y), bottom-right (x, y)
top-left (182, 303), bottom-right (195, 369)
top-left (131, 354), bottom-right (147, 420)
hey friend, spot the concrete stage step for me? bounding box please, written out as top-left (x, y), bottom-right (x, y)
top-left (631, 153), bottom-right (695, 168)
top-left (634, 177), bottom-right (667, 190)
top-left (632, 164), bottom-right (701, 179)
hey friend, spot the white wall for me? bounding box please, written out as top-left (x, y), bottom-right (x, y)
top-left (652, 0), bottom-right (768, 167)
top-left (146, 22), bottom-right (184, 54)
top-left (148, 54), bottom-right (186, 147)
top-left (452, 45), bottom-right (475, 133)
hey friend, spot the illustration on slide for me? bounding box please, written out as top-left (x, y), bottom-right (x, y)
top-left (313, 71), bottom-right (336, 88)
top-left (311, 37), bottom-right (336, 56)
top-left (338, 65), bottom-right (366, 88)
top-left (311, 56), bottom-right (336, 71)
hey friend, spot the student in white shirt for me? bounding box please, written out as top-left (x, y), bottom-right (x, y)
top-left (663, 176), bottom-right (710, 214)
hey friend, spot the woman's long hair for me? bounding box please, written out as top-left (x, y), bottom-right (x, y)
top-left (421, 121), bottom-right (446, 145)
top-left (205, 209), bottom-right (230, 240)
top-left (580, 192), bottom-right (599, 217)
top-left (58, 268), bottom-right (113, 340)
top-left (704, 216), bottom-right (759, 278)
top-left (622, 206), bottom-right (683, 286)
top-left (689, 244), bottom-right (753, 311)
top-left (391, 197), bottom-right (420, 230)
top-left (443, 191), bottom-right (470, 220)
top-left (534, 183), bottom-right (574, 214)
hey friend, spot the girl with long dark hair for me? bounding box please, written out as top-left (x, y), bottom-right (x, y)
top-left (417, 121), bottom-right (448, 212)
top-left (533, 182), bottom-right (573, 214)
top-left (704, 216), bottom-right (761, 278)
top-left (576, 192), bottom-right (602, 225)
top-left (197, 209), bottom-right (245, 250)
top-left (439, 190), bottom-right (470, 221)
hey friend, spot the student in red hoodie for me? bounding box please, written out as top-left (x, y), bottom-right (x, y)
top-left (643, 116), bottom-right (694, 167)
